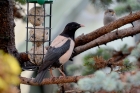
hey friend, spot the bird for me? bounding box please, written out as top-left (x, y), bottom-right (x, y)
top-left (103, 8), bottom-right (134, 41)
top-left (104, 8), bottom-right (134, 27)
top-left (103, 9), bottom-right (122, 40)
top-left (33, 22), bottom-right (84, 83)
top-left (103, 9), bottom-right (117, 25)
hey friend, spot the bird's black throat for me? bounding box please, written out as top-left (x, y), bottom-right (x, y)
top-left (60, 31), bottom-right (75, 40)
top-left (60, 33), bottom-right (74, 40)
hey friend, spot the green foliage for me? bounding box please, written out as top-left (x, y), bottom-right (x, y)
top-left (78, 71), bottom-right (140, 92)
top-left (127, 72), bottom-right (140, 86)
top-left (120, 58), bottom-right (136, 72)
top-left (82, 54), bottom-right (96, 75)
top-left (131, 43), bottom-right (140, 58)
top-left (67, 43), bottom-right (137, 77)
top-left (84, 47), bottom-right (113, 62)
top-left (116, 0), bottom-right (127, 3)
top-left (96, 48), bottom-right (113, 60)
top-left (114, 0), bottom-right (140, 15)
top-left (66, 47), bottom-right (116, 76)
top-left (77, 44), bottom-right (139, 92)
top-left (120, 44), bottom-right (129, 54)
top-left (90, 0), bottom-right (140, 15)
top-left (66, 64), bottom-right (81, 75)
top-left (83, 54), bottom-right (95, 66)
top-left (90, 0), bottom-right (113, 9)
top-left (82, 47), bottom-right (113, 75)
top-left (78, 71), bottom-right (124, 92)
top-left (123, 58), bottom-right (131, 67)
top-left (82, 66), bottom-right (95, 76)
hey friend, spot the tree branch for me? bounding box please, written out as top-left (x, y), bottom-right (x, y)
top-left (20, 75), bottom-right (93, 85)
top-left (75, 10), bottom-right (140, 47)
top-left (19, 52), bottom-right (30, 62)
top-left (20, 70), bottom-right (140, 93)
top-left (72, 26), bottom-right (140, 57)
top-left (20, 70), bottom-right (138, 86)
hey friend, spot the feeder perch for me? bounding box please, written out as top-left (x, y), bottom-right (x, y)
top-left (23, 0), bottom-right (53, 71)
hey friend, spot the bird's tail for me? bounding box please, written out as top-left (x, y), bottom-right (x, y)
top-left (33, 69), bottom-right (47, 84)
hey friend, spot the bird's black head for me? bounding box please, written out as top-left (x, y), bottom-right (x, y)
top-left (60, 22), bottom-right (84, 40)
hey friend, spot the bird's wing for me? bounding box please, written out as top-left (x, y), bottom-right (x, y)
top-left (38, 39), bottom-right (71, 73)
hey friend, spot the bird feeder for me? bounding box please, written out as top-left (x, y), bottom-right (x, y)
top-left (23, 0), bottom-right (53, 70)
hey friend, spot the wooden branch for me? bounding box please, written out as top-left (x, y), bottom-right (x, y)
top-left (19, 52), bottom-right (29, 62)
top-left (20, 75), bottom-right (93, 85)
top-left (91, 56), bottom-right (124, 70)
top-left (72, 25), bottom-right (140, 57)
top-left (112, 46), bottom-right (135, 62)
top-left (75, 10), bottom-right (140, 47)
top-left (20, 70), bottom-right (138, 86)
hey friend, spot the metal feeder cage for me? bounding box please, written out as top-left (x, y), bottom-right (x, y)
top-left (23, 0), bottom-right (53, 71)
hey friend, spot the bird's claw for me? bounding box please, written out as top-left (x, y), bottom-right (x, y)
top-left (69, 50), bottom-right (76, 61)
top-left (69, 57), bottom-right (73, 61)
top-left (50, 76), bottom-right (56, 81)
top-left (59, 76), bottom-right (65, 79)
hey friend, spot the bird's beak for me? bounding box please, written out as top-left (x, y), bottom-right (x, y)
top-left (111, 12), bottom-right (115, 16)
top-left (80, 24), bottom-right (85, 27)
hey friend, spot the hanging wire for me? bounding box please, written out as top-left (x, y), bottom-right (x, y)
top-left (33, 3), bottom-right (36, 65)
top-left (26, 2), bottom-right (29, 53)
top-left (49, 3), bottom-right (52, 45)
top-left (43, 4), bottom-right (45, 59)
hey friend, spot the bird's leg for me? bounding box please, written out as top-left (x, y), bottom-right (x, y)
top-left (58, 68), bottom-right (66, 77)
top-left (49, 68), bottom-right (54, 77)
top-left (57, 68), bottom-right (65, 92)
top-left (57, 68), bottom-right (66, 91)
top-left (69, 57), bottom-right (73, 61)
top-left (59, 66), bottom-right (65, 93)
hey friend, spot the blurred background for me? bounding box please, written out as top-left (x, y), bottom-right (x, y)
top-left (14, 0), bottom-right (140, 93)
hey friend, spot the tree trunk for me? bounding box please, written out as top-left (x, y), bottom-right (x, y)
top-left (0, 0), bottom-right (22, 65)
